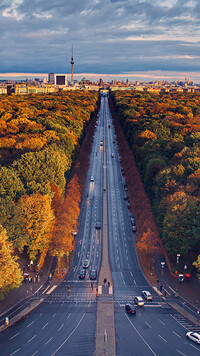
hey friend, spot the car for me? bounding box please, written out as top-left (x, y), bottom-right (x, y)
top-left (134, 296), bottom-right (144, 306)
top-left (142, 290), bottom-right (153, 301)
top-left (124, 195), bottom-right (128, 201)
top-left (96, 222), bottom-right (101, 229)
top-left (130, 214), bottom-right (135, 219)
top-left (130, 218), bottom-right (135, 225)
top-left (111, 153), bottom-right (114, 158)
top-left (127, 203), bottom-right (132, 209)
top-left (125, 304), bottom-right (136, 314)
top-left (73, 230), bottom-right (78, 236)
top-left (113, 140), bottom-right (115, 144)
top-left (82, 259), bottom-right (89, 268)
top-left (79, 269), bottom-right (86, 279)
top-left (186, 332), bottom-right (200, 344)
top-left (90, 270), bottom-right (97, 280)
top-left (132, 225), bottom-right (137, 232)
top-left (100, 141), bottom-right (103, 146)
top-left (90, 176), bottom-right (94, 182)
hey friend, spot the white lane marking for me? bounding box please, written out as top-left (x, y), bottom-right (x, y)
top-left (31, 352), bottom-right (38, 356)
top-left (159, 335), bottom-right (167, 343)
top-left (27, 321), bottom-right (35, 328)
top-left (28, 335), bottom-right (36, 343)
top-left (88, 302), bottom-right (91, 308)
top-left (145, 321), bottom-right (152, 328)
top-left (10, 332), bottom-right (19, 340)
top-left (58, 323), bottom-right (64, 331)
top-left (45, 337), bottom-right (53, 345)
top-left (133, 280), bottom-right (136, 285)
top-left (34, 284), bottom-right (44, 295)
top-left (176, 350), bottom-right (186, 356)
top-left (53, 313), bottom-right (56, 318)
top-left (10, 348), bottom-right (21, 356)
top-left (52, 314), bottom-right (86, 355)
top-left (42, 322), bottom-right (48, 330)
top-left (67, 313), bottom-right (71, 319)
top-left (125, 314), bottom-right (157, 356)
top-left (39, 313), bottom-right (42, 316)
top-left (173, 331), bottom-right (181, 338)
top-left (190, 343), bottom-right (200, 352)
top-left (42, 285), bottom-right (51, 294)
top-left (130, 271), bottom-right (133, 277)
top-left (159, 319), bottom-right (165, 325)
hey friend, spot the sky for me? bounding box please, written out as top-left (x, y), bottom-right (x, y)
top-left (1, 0), bottom-right (200, 82)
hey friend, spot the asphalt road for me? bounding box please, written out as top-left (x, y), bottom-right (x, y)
top-left (104, 96), bottom-right (200, 356)
top-left (0, 94), bottom-right (200, 356)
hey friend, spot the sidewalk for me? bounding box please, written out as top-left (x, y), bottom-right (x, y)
top-left (0, 254), bottom-right (53, 318)
top-left (153, 251), bottom-right (200, 325)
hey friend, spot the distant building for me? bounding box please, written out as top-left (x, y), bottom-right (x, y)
top-left (99, 78), bottom-right (103, 86)
top-left (48, 73), bottom-right (55, 84)
top-left (55, 74), bottom-right (67, 86)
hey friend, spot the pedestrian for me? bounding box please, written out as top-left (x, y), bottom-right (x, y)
top-left (38, 275), bottom-right (40, 282)
top-left (91, 282), bottom-right (93, 289)
top-left (33, 277), bottom-right (36, 283)
top-left (104, 278), bottom-right (107, 284)
top-left (107, 281), bottom-right (110, 287)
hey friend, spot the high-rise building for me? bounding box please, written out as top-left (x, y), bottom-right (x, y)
top-left (48, 73), bottom-right (55, 84)
top-left (55, 74), bottom-right (68, 86)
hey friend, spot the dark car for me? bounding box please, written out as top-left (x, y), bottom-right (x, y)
top-left (132, 225), bottom-right (137, 232)
top-left (79, 269), bottom-right (86, 279)
top-left (130, 218), bottom-right (135, 226)
top-left (96, 222), bottom-right (101, 229)
top-left (90, 270), bottom-right (97, 280)
top-left (125, 304), bottom-right (136, 314)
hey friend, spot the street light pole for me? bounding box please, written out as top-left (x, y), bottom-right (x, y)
top-left (161, 262), bottom-right (165, 277)
top-left (177, 254), bottom-right (181, 273)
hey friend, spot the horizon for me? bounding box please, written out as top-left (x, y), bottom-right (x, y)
top-left (1, 70), bottom-right (200, 84)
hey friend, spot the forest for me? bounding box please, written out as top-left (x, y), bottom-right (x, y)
top-left (110, 90), bottom-right (200, 275)
top-left (0, 90), bottom-right (98, 298)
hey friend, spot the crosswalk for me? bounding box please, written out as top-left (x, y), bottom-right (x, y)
top-left (170, 313), bottom-right (200, 333)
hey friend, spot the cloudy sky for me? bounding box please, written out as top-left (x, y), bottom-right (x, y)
top-left (1, 0), bottom-right (200, 81)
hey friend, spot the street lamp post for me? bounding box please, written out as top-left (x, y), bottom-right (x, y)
top-left (177, 254), bottom-right (181, 273)
top-left (161, 262), bottom-right (165, 277)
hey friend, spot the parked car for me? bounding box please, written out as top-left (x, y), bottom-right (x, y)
top-left (82, 259), bottom-right (89, 268)
top-left (90, 270), bottom-right (97, 280)
top-left (130, 218), bottom-right (135, 226)
top-left (125, 304), bottom-right (136, 314)
top-left (130, 214), bottom-right (135, 219)
top-left (96, 222), bottom-right (101, 229)
top-left (127, 203), bottom-right (132, 209)
top-left (124, 195), bottom-right (128, 200)
top-left (79, 269), bottom-right (86, 279)
top-left (142, 290), bottom-right (152, 301)
top-left (132, 225), bottom-right (137, 232)
top-left (73, 230), bottom-right (78, 236)
top-left (111, 153), bottom-right (114, 158)
top-left (134, 296), bottom-right (144, 306)
top-left (186, 332), bottom-right (200, 344)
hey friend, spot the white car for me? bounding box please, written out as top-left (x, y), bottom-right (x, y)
top-left (186, 332), bottom-right (200, 344)
top-left (134, 296), bottom-right (144, 306)
top-left (142, 290), bottom-right (152, 301)
top-left (90, 176), bottom-right (94, 182)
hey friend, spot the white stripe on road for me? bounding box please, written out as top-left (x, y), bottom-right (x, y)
top-left (173, 331), bottom-right (181, 338)
top-left (159, 335), bottom-right (167, 343)
top-left (46, 285), bottom-right (57, 295)
top-left (28, 335), bottom-right (36, 343)
top-left (125, 314), bottom-right (157, 356)
top-left (45, 337), bottom-right (53, 345)
top-left (52, 314), bottom-right (86, 355)
top-left (27, 321), bottom-right (35, 328)
top-left (42, 322), bottom-right (48, 330)
top-left (10, 348), bottom-right (21, 355)
top-left (10, 332), bottom-right (19, 340)
top-left (176, 350), bottom-right (186, 356)
top-left (145, 321), bottom-right (152, 328)
top-left (159, 319), bottom-right (165, 325)
top-left (42, 285), bottom-right (51, 294)
top-left (58, 323), bottom-right (64, 331)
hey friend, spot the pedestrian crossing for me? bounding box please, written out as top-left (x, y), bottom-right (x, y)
top-left (44, 292), bottom-right (97, 303)
top-left (170, 313), bottom-right (200, 333)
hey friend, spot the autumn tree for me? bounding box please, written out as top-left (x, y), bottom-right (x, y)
top-left (0, 225), bottom-right (23, 300)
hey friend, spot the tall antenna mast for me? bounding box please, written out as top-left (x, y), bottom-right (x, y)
top-left (70, 45), bottom-right (74, 84)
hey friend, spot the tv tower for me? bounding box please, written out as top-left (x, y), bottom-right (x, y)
top-left (70, 45), bottom-right (74, 84)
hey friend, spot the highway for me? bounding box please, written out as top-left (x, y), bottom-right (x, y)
top-left (0, 94), bottom-right (200, 355)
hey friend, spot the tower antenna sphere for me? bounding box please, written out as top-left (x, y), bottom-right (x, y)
top-left (70, 45), bottom-right (74, 84)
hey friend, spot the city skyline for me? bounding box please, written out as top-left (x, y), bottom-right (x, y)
top-left (0, 0), bottom-right (200, 77)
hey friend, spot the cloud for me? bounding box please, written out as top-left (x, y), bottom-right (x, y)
top-left (0, 0), bottom-right (199, 74)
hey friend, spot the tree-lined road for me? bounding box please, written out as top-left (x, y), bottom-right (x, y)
top-left (0, 94), bottom-right (199, 355)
